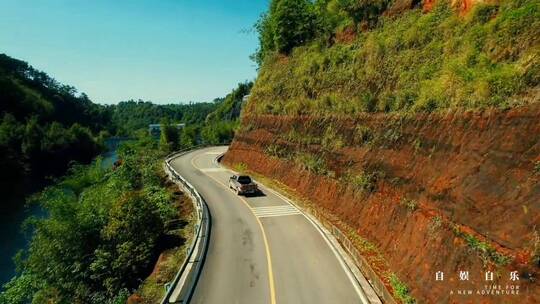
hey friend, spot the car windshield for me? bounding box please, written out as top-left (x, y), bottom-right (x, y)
top-left (237, 176), bottom-right (252, 184)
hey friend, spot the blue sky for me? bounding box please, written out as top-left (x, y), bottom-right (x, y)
top-left (0, 0), bottom-right (268, 104)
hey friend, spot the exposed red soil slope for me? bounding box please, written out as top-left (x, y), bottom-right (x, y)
top-left (224, 105), bottom-right (540, 303)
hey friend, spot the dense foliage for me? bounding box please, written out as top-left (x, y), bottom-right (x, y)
top-left (200, 82), bottom-right (252, 145)
top-left (0, 55), bottom-right (106, 196)
top-left (156, 82), bottom-right (252, 152)
top-left (0, 53), bottom-right (252, 198)
top-left (0, 136), bottom-right (180, 304)
top-left (249, 0), bottom-right (539, 114)
top-left (109, 100), bottom-right (217, 136)
top-left (0, 39), bottom-right (251, 304)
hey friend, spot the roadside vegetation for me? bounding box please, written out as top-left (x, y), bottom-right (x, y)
top-left (0, 135), bottom-right (191, 304)
top-left (0, 52), bottom-right (250, 302)
top-left (248, 0), bottom-right (539, 116)
top-left (389, 274), bottom-right (416, 304)
top-left (154, 82), bottom-right (252, 153)
top-left (451, 225), bottom-right (512, 266)
top-left (0, 54), bottom-right (107, 197)
top-left (112, 81), bottom-right (252, 147)
top-left (0, 53), bottom-right (251, 207)
top-left (342, 169), bottom-right (384, 194)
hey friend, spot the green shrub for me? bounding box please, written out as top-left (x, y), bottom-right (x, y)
top-left (345, 170), bottom-right (382, 193)
top-left (234, 162), bottom-right (248, 172)
top-left (469, 4), bottom-right (500, 24)
top-left (401, 198), bottom-right (418, 212)
top-left (321, 125), bottom-right (345, 150)
top-left (285, 128), bottom-right (320, 145)
top-left (265, 144), bottom-right (289, 159)
top-left (428, 216), bottom-right (443, 238)
top-left (534, 161), bottom-right (540, 175)
top-left (0, 137), bottom-right (183, 303)
top-left (294, 152), bottom-right (328, 175)
top-left (354, 125), bottom-right (373, 145)
top-left (389, 274), bottom-right (416, 304)
top-left (452, 226), bottom-right (512, 266)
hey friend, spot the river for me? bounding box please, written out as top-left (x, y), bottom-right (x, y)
top-left (0, 197), bottom-right (43, 286)
top-left (0, 137), bottom-right (128, 287)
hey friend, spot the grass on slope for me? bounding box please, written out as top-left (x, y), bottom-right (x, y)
top-left (248, 0), bottom-right (539, 116)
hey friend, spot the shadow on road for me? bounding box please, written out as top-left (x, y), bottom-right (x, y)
top-left (243, 190), bottom-right (266, 198)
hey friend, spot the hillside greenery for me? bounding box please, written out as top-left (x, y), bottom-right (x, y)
top-left (200, 82), bottom-right (252, 146)
top-left (0, 54), bottom-right (107, 196)
top-left (0, 52), bottom-right (251, 303)
top-left (0, 135), bottom-right (186, 304)
top-left (249, 0), bottom-right (539, 115)
top-left (109, 100), bottom-right (217, 136)
top-left (157, 82), bottom-right (252, 152)
top-left (0, 53), bottom-right (251, 198)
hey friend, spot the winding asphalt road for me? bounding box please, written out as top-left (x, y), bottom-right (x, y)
top-left (169, 146), bottom-right (373, 304)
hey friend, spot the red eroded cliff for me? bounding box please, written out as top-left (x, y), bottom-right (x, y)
top-left (223, 105), bottom-right (540, 303)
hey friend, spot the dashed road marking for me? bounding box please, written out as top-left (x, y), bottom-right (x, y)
top-left (252, 205), bottom-right (302, 218)
top-left (205, 151), bottom-right (223, 155)
top-left (199, 168), bottom-right (228, 172)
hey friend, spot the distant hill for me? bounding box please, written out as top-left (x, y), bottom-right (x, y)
top-left (110, 100), bottom-right (217, 136)
top-left (0, 54), bottom-right (111, 132)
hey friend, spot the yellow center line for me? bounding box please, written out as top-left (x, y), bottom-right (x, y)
top-left (190, 151), bottom-right (277, 304)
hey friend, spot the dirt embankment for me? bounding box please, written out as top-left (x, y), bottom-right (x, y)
top-left (223, 105), bottom-right (540, 303)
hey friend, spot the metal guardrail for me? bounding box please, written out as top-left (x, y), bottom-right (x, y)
top-left (160, 146), bottom-right (210, 304)
top-left (305, 207), bottom-right (396, 304)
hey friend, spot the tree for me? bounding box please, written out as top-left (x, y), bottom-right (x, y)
top-left (180, 125), bottom-right (199, 148)
top-left (91, 192), bottom-right (163, 296)
top-left (21, 116), bottom-right (44, 164)
top-left (253, 0), bottom-right (316, 64)
top-left (201, 121), bottom-right (238, 145)
top-left (273, 0), bottom-right (316, 54)
top-left (331, 0), bottom-right (390, 27)
top-left (159, 119), bottom-right (179, 152)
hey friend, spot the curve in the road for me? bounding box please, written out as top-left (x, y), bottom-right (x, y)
top-left (190, 154), bottom-right (277, 304)
top-left (170, 146), bottom-right (378, 304)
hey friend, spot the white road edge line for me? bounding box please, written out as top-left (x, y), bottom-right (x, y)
top-left (253, 210), bottom-right (302, 215)
top-left (252, 207), bottom-right (299, 211)
top-left (257, 213), bottom-right (303, 218)
top-left (214, 152), bottom-right (374, 304)
top-left (253, 211), bottom-right (300, 215)
top-left (253, 211), bottom-right (302, 215)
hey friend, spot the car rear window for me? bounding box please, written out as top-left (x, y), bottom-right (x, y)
top-left (237, 176), bottom-right (252, 184)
